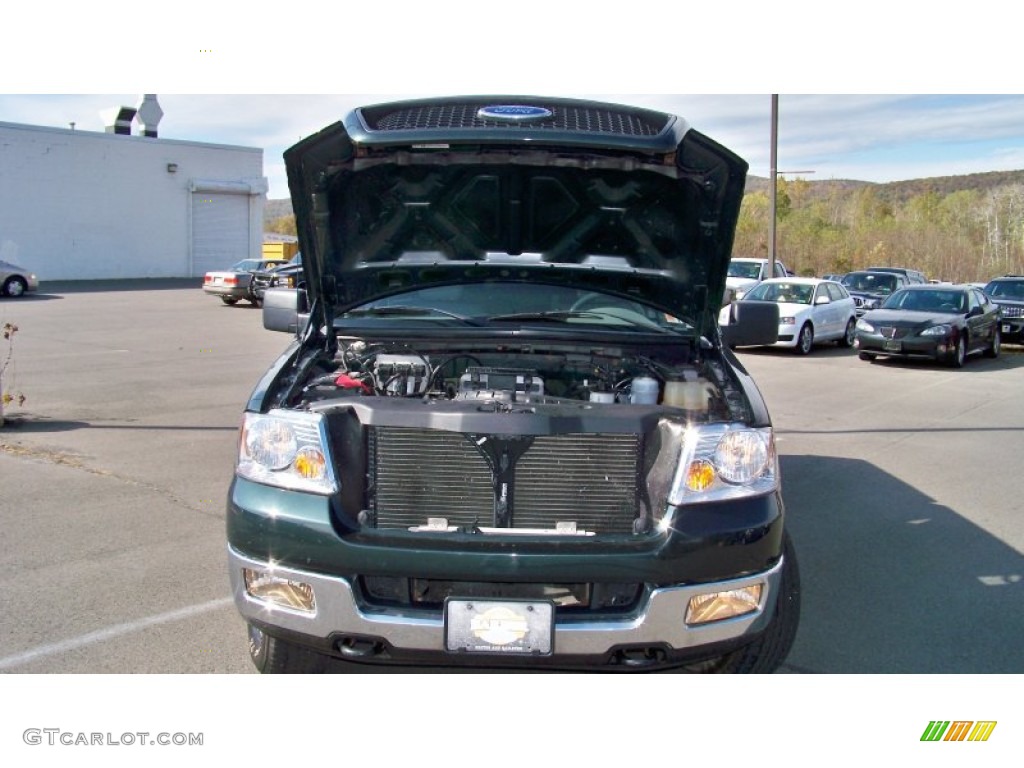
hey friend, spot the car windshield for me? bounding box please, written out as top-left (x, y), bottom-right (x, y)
top-left (231, 259), bottom-right (264, 271)
top-left (728, 261), bottom-right (762, 279)
top-left (744, 281), bottom-right (814, 305)
top-left (340, 283), bottom-right (692, 332)
top-left (882, 289), bottom-right (966, 313)
top-left (984, 280), bottom-right (1024, 299)
top-left (842, 272), bottom-right (897, 294)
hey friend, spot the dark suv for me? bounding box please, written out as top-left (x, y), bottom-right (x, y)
top-left (983, 275), bottom-right (1024, 343)
top-left (842, 270), bottom-right (906, 315)
top-left (228, 96), bottom-right (797, 673)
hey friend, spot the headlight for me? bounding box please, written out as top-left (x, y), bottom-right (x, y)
top-left (921, 324), bottom-right (952, 336)
top-left (856, 319), bottom-right (875, 332)
top-left (668, 425), bottom-right (777, 506)
top-left (780, 316), bottom-right (796, 325)
top-left (237, 410), bottom-right (337, 494)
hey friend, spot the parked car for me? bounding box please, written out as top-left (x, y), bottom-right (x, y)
top-left (0, 259), bottom-right (39, 298)
top-left (251, 252), bottom-right (303, 302)
top-left (730, 277), bottom-right (857, 354)
top-left (855, 284), bottom-right (1001, 367)
top-left (202, 258), bottom-right (289, 305)
top-left (821, 273), bottom-right (846, 282)
top-left (841, 270), bottom-right (906, 316)
top-left (866, 266), bottom-right (926, 284)
top-left (229, 95), bottom-right (797, 674)
top-left (982, 275), bottom-right (1024, 344)
top-left (726, 257), bottom-right (790, 300)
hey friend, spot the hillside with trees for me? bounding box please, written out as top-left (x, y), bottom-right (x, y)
top-left (264, 168), bottom-right (1024, 283)
top-left (737, 171), bottom-right (1024, 282)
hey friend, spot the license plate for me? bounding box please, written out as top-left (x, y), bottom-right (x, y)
top-left (1003, 323), bottom-right (1012, 333)
top-left (883, 340), bottom-right (901, 352)
top-left (445, 599), bottom-right (553, 655)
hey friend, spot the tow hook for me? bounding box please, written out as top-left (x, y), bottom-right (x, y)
top-left (338, 636), bottom-right (386, 659)
top-left (613, 646), bottom-right (668, 667)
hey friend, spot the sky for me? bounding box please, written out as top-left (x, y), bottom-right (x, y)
top-left (4, 3), bottom-right (1023, 200)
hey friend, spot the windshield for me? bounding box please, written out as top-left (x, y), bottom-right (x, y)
top-left (744, 281), bottom-right (814, 305)
top-left (728, 261), bottom-right (763, 279)
top-left (231, 260), bottom-right (264, 272)
top-left (882, 289), bottom-right (966, 313)
top-left (340, 283), bottom-right (692, 331)
top-left (984, 280), bottom-right (1024, 300)
top-left (842, 272), bottom-right (897, 294)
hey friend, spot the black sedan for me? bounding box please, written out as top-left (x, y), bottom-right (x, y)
top-left (854, 284), bottom-right (1001, 367)
top-left (251, 252), bottom-right (303, 303)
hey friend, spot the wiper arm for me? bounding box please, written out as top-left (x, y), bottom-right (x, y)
top-left (345, 306), bottom-right (481, 325)
top-left (486, 310), bottom-right (606, 323)
top-left (488, 309), bottom-right (684, 334)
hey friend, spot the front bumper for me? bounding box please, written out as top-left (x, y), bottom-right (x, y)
top-left (855, 332), bottom-right (952, 361)
top-left (999, 317), bottom-right (1024, 343)
top-left (229, 545), bottom-right (784, 664)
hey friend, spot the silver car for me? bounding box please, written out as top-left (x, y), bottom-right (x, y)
top-left (0, 259), bottom-right (39, 298)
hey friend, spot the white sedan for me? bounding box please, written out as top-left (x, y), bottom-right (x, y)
top-left (727, 277), bottom-right (858, 354)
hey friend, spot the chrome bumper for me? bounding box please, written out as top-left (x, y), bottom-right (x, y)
top-left (228, 546), bottom-right (784, 656)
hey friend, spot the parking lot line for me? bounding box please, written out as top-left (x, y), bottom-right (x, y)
top-left (0, 597), bottom-right (234, 671)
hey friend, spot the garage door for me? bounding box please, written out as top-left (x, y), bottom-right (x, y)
top-left (191, 192), bottom-right (250, 277)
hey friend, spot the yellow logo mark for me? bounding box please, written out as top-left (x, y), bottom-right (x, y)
top-left (470, 606), bottom-right (529, 646)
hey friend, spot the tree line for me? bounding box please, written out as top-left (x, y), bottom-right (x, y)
top-left (734, 177), bottom-right (1024, 282)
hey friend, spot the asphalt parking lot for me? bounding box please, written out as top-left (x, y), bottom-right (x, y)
top-left (1, 283), bottom-right (1022, 673)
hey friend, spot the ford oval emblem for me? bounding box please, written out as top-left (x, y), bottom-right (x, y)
top-left (477, 104), bottom-right (553, 122)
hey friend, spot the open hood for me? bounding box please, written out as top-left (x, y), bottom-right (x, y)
top-left (284, 96), bottom-right (748, 335)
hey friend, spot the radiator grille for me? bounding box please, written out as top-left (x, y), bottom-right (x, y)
top-left (513, 434), bottom-right (639, 534)
top-left (370, 427), bottom-right (494, 530)
top-left (369, 427), bottom-right (641, 534)
top-left (367, 102), bottom-right (666, 137)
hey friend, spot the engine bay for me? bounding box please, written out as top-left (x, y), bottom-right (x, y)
top-left (290, 335), bottom-right (740, 420)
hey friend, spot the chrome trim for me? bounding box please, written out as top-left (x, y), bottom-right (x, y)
top-left (229, 546), bottom-right (784, 656)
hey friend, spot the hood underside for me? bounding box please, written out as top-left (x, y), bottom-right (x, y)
top-left (284, 96), bottom-right (748, 327)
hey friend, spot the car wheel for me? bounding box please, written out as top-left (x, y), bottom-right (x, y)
top-left (2, 276), bottom-right (28, 298)
top-left (858, 351), bottom-right (876, 361)
top-left (984, 327), bottom-right (1001, 358)
top-left (950, 332), bottom-right (967, 368)
top-left (247, 623), bottom-right (326, 674)
top-left (221, 297), bottom-right (239, 306)
top-left (681, 531), bottom-right (801, 674)
top-left (794, 323), bottom-right (813, 355)
top-left (839, 318), bottom-right (856, 348)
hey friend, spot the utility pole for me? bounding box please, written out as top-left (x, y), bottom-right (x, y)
top-left (769, 94), bottom-right (778, 264)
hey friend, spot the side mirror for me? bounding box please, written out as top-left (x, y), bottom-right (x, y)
top-left (815, 295), bottom-right (831, 305)
top-left (967, 306), bottom-right (983, 318)
top-left (721, 300), bottom-right (780, 347)
top-left (262, 288), bottom-right (309, 334)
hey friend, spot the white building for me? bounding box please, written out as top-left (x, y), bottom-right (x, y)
top-left (0, 109), bottom-right (266, 281)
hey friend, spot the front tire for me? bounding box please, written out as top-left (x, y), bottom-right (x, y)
top-left (683, 532), bottom-right (801, 674)
top-left (858, 351), bottom-right (876, 361)
top-left (2, 276), bottom-right (28, 297)
top-left (840, 318), bottom-right (856, 348)
top-left (794, 324), bottom-right (814, 355)
top-left (984, 327), bottom-right (1001, 358)
top-left (247, 624), bottom-right (326, 674)
top-left (949, 332), bottom-right (967, 368)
